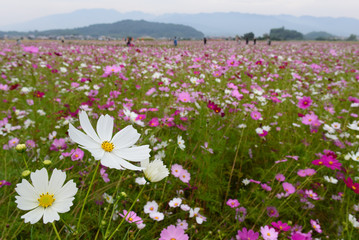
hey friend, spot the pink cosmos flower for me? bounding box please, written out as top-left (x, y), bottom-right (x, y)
top-left (100, 168), bottom-right (110, 183)
top-left (261, 183), bottom-right (272, 191)
top-left (236, 227), bottom-right (259, 240)
top-left (171, 164), bottom-right (183, 177)
top-left (178, 92), bottom-right (191, 102)
top-left (305, 189), bottom-right (319, 200)
top-left (169, 198), bottom-right (182, 208)
top-left (8, 138), bottom-right (19, 148)
top-left (282, 182), bottom-right (295, 195)
top-left (226, 199), bottom-right (240, 208)
top-left (144, 200), bottom-right (159, 214)
top-left (71, 148), bottom-right (84, 161)
top-left (159, 225), bottom-right (189, 240)
top-left (150, 211), bottom-right (164, 221)
top-left (275, 173), bottom-right (285, 182)
top-left (310, 219), bottom-right (322, 233)
top-left (50, 138), bottom-right (67, 151)
top-left (251, 111), bottom-right (262, 120)
top-left (176, 219), bottom-right (188, 230)
top-left (301, 113), bottom-right (318, 125)
top-left (119, 210), bottom-right (143, 225)
top-left (298, 96), bottom-right (312, 109)
top-left (260, 225), bottom-right (278, 240)
top-left (179, 169), bottom-right (191, 183)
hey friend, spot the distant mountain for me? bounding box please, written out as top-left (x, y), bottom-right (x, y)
top-left (304, 31), bottom-right (335, 40)
top-left (0, 20), bottom-right (204, 39)
top-left (155, 13), bottom-right (359, 37)
top-left (0, 9), bottom-right (156, 32)
top-left (1, 9), bottom-right (358, 37)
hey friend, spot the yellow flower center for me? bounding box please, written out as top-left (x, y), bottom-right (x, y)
top-left (38, 192), bottom-right (55, 208)
top-left (353, 186), bottom-right (356, 190)
top-left (150, 207), bottom-right (154, 211)
top-left (267, 233), bottom-right (271, 236)
top-left (175, 203), bottom-right (178, 206)
top-left (171, 238), bottom-right (176, 240)
top-left (101, 141), bottom-right (114, 152)
top-left (129, 217), bottom-right (133, 221)
top-left (329, 161), bottom-right (333, 165)
top-left (155, 216), bottom-right (159, 219)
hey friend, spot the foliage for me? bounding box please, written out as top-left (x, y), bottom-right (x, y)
top-left (270, 27), bottom-right (303, 41)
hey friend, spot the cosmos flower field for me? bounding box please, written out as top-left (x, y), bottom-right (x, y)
top-left (0, 39), bottom-right (359, 239)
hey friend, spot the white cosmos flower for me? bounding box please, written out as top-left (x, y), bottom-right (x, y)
top-left (68, 111), bottom-right (151, 171)
top-left (15, 168), bottom-right (77, 224)
top-left (141, 159), bottom-right (169, 182)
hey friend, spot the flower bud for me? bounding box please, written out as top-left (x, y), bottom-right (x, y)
top-left (22, 170), bottom-right (31, 177)
top-left (15, 144), bottom-right (26, 153)
top-left (142, 159), bottom-right (169, 183)
top-left (43, 159), bottom-right (52, 165)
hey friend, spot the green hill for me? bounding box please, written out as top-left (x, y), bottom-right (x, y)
top-left (1, 20), bottom-right (204, 39)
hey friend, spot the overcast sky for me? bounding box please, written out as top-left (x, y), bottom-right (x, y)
top-left (1, 0), bottom-right (359, 25)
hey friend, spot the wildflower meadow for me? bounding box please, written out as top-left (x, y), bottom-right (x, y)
top-left (0, 39), bottom-right (359, 239)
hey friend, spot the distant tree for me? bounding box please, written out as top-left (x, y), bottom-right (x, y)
top-left (346, 34), bottom-right (357, 41)
top-left (269, 27), bottom-right (303, 41)
top-left (243, 32), bottom-right (254, 40)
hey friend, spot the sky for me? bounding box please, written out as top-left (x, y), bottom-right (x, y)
top-left (1, 0), bottom-right (359, 26)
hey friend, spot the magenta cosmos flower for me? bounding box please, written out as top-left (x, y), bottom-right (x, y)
top-left (271, 220), bottom-right (291, 231)
top-left (236, 227), bottom-right (259, 240)
top-left (226, 199), bottom-right (240, 208)
top-left (159, 225), bottom-right (189, 240)
top-left (297, 96), bottom-right (312, 109)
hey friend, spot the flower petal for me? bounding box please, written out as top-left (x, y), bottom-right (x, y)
top-left (54, 180), bottom-right (78, 200)
top-left (43, 207), bottom-right (60, 224)
top-left (51, 197), bottom-right (75, 213)
top-left (87, 147), bottom-right (105, 160)
top-left (30, 168), bottom-right (48, 195)
top-left (15, 196), bottom-right (38, 210)
top-left (96, 114), bottom-right (114, 141)
top-left (21, 207), bottom-right (44, 224)
top-left (79, 111), bottom-right (101, 142)
top-left (116, 157), bottom-right (144, 171)
top-left (113, 146), bottom-right (150, 161)
top-left (15, 179), bottom-right (38, 200)
top-left (68, 123), bottom-right (100, 148)
top-left (48, 169), bottom-right (66, 193)
top-left (100, 152), bottom-right (124, 170)
top-left (112, 125), bottom-right (140, 149)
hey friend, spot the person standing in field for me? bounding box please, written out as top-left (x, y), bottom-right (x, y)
top-left (174, 37), bottom-right (178, 47)
top-left (204, 37), bottom-right (207, 45)
top-left (267, 37), bottom-right (271, 46)
top-left (254, 38), bottom-right (257, 45)
top-left (246, 38), bottom-right (249, 45)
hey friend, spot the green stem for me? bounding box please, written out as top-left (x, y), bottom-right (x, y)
top-left (76, 160), bottom-right (101, 231)
top-left (52, 222), bottom-right (61, 240)
top-left (107, 184), bottom-right (146, 240)
top-left (22, 153), bottom-right (28, 169)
